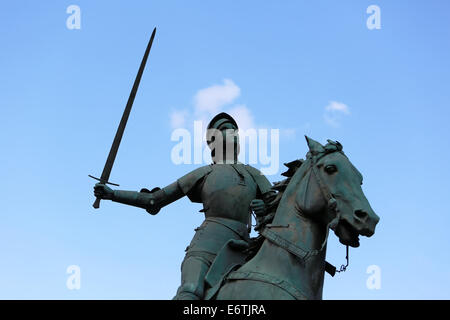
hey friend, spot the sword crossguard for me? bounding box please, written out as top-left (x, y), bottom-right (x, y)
top-left (88, 175), bottom-right (120, 186)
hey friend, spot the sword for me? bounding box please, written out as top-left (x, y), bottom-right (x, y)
top-left (89, 27), bottom-right (156, 209)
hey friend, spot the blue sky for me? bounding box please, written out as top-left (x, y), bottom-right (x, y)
top-left (1, 1), bottom-right (449, 299)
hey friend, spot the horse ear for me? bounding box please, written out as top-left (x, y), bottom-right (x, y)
top-left (305, 136), bottom-right (325, 154)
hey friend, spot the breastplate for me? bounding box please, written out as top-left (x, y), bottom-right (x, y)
top-left (200, 164), bottom-right (258, 224)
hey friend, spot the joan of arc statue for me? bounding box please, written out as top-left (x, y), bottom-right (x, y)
top-left (94, 112), bottom-right (273, 299)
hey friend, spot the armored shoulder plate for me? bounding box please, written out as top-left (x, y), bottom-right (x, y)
top-left (244, 165), bottom-right (273, 195)
top-left (177, 165), bottom-right (213, 203)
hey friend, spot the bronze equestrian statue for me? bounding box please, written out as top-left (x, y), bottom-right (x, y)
top-left (93, 112), bottom-right (274, 299)
top-left (91, 31), bottom-right (379, 299)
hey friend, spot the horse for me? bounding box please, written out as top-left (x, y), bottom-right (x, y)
top-left (205, 136), bottom-right (380, 300)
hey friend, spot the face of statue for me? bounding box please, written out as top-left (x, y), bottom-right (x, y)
top-left (209, 122), bottom-right (240, 163)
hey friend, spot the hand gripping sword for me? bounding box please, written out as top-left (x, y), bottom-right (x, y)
top-left (89, 28), bottom-right (156, 209)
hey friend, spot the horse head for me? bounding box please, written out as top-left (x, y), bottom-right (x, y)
top-left (288, 136), bottom-right (379, 248)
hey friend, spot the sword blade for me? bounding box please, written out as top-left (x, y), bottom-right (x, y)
top-left (93, 27), bottom-right (156, 209)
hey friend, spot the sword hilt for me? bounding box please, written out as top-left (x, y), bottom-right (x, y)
top-left (93, 197), bottom-right (101, 209)
top-left (89, 175), bottom-right (120, 209)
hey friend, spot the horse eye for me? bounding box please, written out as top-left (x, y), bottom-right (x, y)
top-left (324, 165), bottom-right (337, 174)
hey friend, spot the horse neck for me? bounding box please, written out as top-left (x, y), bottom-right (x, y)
top-left (273, 176), bottom-right (328, 252)
top-left (272, 158), bottom-right (328, 250)
top-left (246, 164), bottom-right (329, 299)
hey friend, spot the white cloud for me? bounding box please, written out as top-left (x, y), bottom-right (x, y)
top-left (170, 109), bottom-right (188, 129)
top-left (194, 79), bottom-right (241, 114)
top-left (228, 104), bottom-right (255, 132)
top-left (169, 79), bottom-right (297, 138)
top-left (324, 101), bottom-right (350, 127)
top-left (325, 101), bottom-right (350, 114)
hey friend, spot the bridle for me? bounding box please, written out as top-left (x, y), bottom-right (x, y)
top-left (261, 149), bottom-right (350, 276)
top-left (309, 150), bottom-right (349, 275)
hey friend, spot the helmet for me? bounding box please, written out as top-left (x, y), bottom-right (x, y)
top-left (206, 112), bottom-right (238, 148)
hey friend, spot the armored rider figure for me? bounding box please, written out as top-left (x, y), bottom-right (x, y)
top-left (93, 112), bottom-right (273, 299)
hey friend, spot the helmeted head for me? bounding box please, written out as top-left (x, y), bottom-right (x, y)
top-left (206, 112), bottom-right (240, 163)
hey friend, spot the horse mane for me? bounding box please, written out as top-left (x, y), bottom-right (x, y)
top-left (244, 159), bottom-right (305, 260)
top-left (258, 159), bottom-right (304, 228)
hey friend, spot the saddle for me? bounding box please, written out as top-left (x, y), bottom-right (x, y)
top-left (203, 239), bottom-right (249, 300)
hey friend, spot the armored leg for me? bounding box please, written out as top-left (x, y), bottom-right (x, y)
top-left (173, 253), bottom-right (214, 300)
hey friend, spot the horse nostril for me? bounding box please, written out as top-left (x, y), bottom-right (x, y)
top-left (354, 210), bottom-right (368, 221)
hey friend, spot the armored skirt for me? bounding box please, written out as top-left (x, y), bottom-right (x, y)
top-left (174, 217), bottom-right (250, 300)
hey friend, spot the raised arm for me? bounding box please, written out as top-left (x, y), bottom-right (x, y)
top-left (93, 165), bottom-right (212, 215)
top-left (93, 181), bottom-right (184, 215)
